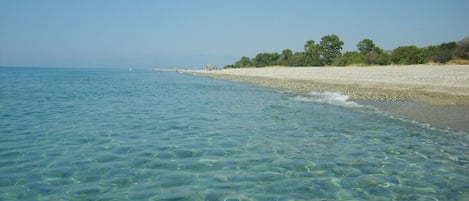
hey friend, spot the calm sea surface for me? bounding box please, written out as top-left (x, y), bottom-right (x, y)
top-left (1, 67), bottom-right (468, 201)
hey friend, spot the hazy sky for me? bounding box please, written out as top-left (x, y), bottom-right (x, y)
top-left (1, 0), bottom-right (468, 68)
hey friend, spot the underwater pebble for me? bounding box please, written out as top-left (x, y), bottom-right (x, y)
top-left (222, 194), bottom-right (257, 201)
top-left (414, 187), bottom-right (437, 194)
top-left (214, 174), bottom-right (229, 182)
top-left (356, 174), bottom-right (388, 186)
top-left (448, 155), bottom-right (459, 161)
top-left (199, 159), bottom-right (218, 167)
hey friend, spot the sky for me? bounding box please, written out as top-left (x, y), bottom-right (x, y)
top-left (1, 0), bottom-right (468, 68)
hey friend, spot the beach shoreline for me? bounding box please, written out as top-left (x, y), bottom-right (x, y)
top-left (183, 65), bottom-right (469, 132)
top-left (184, 65), bottom-right (469, 105)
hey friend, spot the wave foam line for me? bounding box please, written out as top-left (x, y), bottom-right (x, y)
top-left (292, 91), bottom-right (363, 108)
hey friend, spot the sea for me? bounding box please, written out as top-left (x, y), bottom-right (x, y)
top-left (1, 67), bottom-right (468, 201)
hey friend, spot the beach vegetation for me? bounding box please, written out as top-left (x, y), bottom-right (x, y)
top-left (233, 56), bottom-right (252, 68)
top-left (357, 39), bottom-right (381, 55)
top-left (332, 51), bottom-right (364, 66)
top-left (279, 49), bottom-right (293, 66)
top-left (319, 34), bottom-right (344, 65)
top-left (453, 37), bottom-right (469, 60)
top-left (424, 42), bottom-right (458, 63)
top-left (291, 52), bottom-right (308, 66)
top-left (365, 52), bottom-right (391, 65)
top-left (228, 34), bottom-right (345, 68)
top-left (226, 35), bottom-right (469, 68)
top-left (332, 39), bottom-right (390, 66)
top-left (451, 58), bottom-right (469, 64)
top-left (304, 40), bottom-right (322, 66)
top-left (252, 52), bottom-right (280, 67)
top-left (391, 45), bottom-right (425, 65)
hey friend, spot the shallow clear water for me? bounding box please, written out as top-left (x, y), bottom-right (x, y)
top-left (1, 67), bottom-right (468, 201)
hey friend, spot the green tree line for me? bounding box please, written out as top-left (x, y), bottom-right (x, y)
top-left (226, 35), bottom-right (469, 68)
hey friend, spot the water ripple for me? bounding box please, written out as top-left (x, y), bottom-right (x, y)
top-left (1, 68), bottom-right (468, 200)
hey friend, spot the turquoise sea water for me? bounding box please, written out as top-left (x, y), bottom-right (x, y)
top-left (1, 67), bottom-right (468, 201)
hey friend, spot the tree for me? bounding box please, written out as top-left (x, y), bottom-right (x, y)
top-left (319, 34), bottom-right (344, 65)
top-left (279, 49), bottom-right (293, 66)
top-left (291, 52), bottom-right (307, 66)
top-left (233, 56), bottom-right (252, 68)
top-left (357, 39), bottom-right (382, 54)
top-left (356, 39), bottom-right (387, 65)
top-left (228, 34), bottom-right (466, 67)
top-left (303, 40), bottom-right (321, 66)
top-left (252, 52), bottom-right (279, 67)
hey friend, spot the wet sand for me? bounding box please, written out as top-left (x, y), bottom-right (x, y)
top-left (357, 100), bottom-right (469, 132)
top-left (183, 65), bottom-right (469, 132)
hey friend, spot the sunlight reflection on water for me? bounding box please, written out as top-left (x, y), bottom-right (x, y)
top-left (0, 67), bottom-right (468, 200)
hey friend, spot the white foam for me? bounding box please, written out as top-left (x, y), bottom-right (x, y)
top-left (292, 91), bottom-right (363, 108)
top-left (291, 91), bottom-right (465, 133)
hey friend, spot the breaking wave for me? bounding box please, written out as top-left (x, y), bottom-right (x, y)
top-left (291, 91), bottom-right (457, 133)
top-left (291, 91), bottom-right (363, 108)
